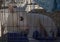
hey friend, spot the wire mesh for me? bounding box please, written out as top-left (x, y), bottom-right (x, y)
top-left (0, 0), bottom-right (59, 42)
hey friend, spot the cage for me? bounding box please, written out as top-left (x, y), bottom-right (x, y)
top-left (0, 0), bottom-right (58, 42)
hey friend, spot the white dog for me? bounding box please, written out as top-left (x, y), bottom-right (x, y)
top-left (0, 3), bottom-right (57, 41)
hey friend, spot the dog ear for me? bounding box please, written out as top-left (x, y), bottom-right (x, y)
top-left (8, 4), bottom-right (14, 13)
top-left (39, 20), bottom-right (48, 37)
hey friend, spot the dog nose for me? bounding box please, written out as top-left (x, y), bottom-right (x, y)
top-left (20, 16), bottom-right (24, 21)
